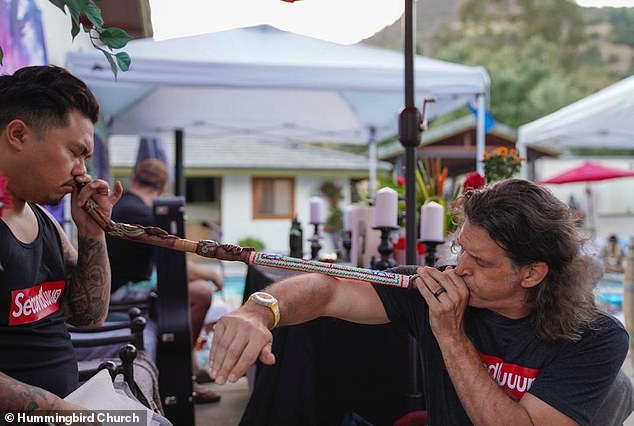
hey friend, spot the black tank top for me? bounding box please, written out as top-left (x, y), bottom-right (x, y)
top-left (0, 203), bottom-right (78, 397)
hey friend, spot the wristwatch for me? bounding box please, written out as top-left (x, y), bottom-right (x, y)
top-left (248, 291), bottom-right (280, 329)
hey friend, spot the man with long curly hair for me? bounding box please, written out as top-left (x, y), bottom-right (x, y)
top-left (210, 179), bottom-right (628, 425)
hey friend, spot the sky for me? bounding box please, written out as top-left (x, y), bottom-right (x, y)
top-left (150, 0), bottom-right (634, 45)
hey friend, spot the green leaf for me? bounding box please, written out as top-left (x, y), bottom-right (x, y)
top-left (115, 52), bottom-right (131, 71)
top-left (102, 51), bottom-right (118, 79)
top-left (83, 1), bottom-right (104, 30)
top-left (71, 19), bottom-right (80, 40)
top-left (47, 0), bottom-right (68, 14)
top-left (65, 0), bottom-right (85, 20)
top-left (100, 28), bottom-right (131, 49)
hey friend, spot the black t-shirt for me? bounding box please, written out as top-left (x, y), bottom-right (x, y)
top-left (375, 266), bottom-right (629, 425)
top-left (0, 203), bottom-right (78, 397)
top-left (107, 191), bottom-right (156, 291)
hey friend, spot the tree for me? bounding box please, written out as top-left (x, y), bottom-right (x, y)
top-left (432, 0), bottom-right (615, 127)
top-left (0, 0), bottom-right (131, 76)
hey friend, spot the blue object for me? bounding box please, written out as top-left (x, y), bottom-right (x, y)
top-left (468, 102), bottom-right (496, 133)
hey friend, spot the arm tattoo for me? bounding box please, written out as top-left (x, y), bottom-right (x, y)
top-left (64, 236), bottom-right (111, 327)
top-left (0, 372), bottom-right (60, 413)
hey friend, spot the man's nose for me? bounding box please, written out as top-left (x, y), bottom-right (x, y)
top-left (72, 159), bottom-right (87, 176)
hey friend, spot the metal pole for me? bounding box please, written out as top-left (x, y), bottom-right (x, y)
top-left (399, 0), bottom-right (424, 413)
top-left (174, 129), bottom-right (185, 196)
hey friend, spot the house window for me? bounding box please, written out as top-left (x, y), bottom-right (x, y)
top-left (186, 177), bottom-right (219, 203)
top-left (252, 178), bottom-right (295, 219)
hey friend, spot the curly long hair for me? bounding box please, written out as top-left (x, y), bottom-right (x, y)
top-left (455, 179), bottom-right (600, 342)
top-left (0, 65), bottom-right (99, 135)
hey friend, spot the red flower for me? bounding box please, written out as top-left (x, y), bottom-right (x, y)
top-left (396, 176), bottom-right (405, 187)
top-left (0, 173), bottom-right (12, 217)
top-left (462, 172), bottom-right (485, 193)
top-left (79, 15), bottom-right (94, 30)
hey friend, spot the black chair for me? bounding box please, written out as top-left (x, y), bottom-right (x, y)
top-left (109, 290), bottom-right (158, 318)
top-left (69, 307), bottom-right (147, 353)
top-left (68, 308), bottom-right (163, 414)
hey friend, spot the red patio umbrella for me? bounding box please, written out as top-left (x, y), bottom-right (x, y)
top-left (540, 161), bottom-right (634, 233)
top-left (540, 161), bottom-right (634, 184)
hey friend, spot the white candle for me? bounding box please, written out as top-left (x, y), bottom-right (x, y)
top-left (420, 201), bottom-right (444, 242)
top-left (374, 187), bottom-right (398, 228)
top-left (309, 196), bottom-right (326, 224)
top-left (343, 206), bottom-right (354, 231)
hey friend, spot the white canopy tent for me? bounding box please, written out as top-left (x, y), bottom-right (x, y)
top-left (518, 75), bottom-right (634, 178)
top-left (66, 24), bottom-right (490, 189)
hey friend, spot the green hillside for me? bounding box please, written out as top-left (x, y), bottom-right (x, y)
top-left (365, 1), bottom-right (634, 128)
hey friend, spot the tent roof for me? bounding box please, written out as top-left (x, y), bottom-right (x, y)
top-left (518, 76), bottom-right (634, 153)
top-left (109, 137), bottom-right (391, 173)
top-left (66, 25), bottom-right (490, 144)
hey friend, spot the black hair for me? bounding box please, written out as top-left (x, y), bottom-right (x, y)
top-left (0, 65), bottom-right (99, 134)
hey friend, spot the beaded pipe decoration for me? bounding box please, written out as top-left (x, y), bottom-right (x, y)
top-left (83, 199), bottom-right (414, 288)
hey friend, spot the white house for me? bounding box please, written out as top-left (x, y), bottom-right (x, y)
top-left (109, 136), bottom-right (391, 255)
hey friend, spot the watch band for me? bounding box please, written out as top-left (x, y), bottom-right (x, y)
top-left (248, 291), bottom-right (281, 329)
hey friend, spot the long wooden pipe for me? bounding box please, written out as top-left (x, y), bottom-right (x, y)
top-left (83, 198), bottom-right (417, 288)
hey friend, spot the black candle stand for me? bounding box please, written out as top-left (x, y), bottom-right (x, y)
top-left (372, 226), bottom-right (399, 270)
top-left (309, 223), bottom-right (323, 260)
top-left (342, 230), bottom-right (352, 262)
top-left (420, 240), bottom-right (443, 267)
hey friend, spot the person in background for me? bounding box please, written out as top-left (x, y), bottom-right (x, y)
top-left (210, 179), bottom-right (629, 425)
top-left (0, 65), bottom-right (122, 414)
top-left (106, 158), bottom-right (223, 403)
top-left (602, 234), bottom-right (625, 274)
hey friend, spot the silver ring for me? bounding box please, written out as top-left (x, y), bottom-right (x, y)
top-left (433, 287), bottom-right (447, 299)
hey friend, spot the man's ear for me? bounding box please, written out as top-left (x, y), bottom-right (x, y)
top-left (520, 261), bottom-right (549, 289)
top-left (5, 120), bottom-right (29, 151)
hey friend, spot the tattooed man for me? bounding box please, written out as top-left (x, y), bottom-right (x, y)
top-left (0, 65), bottom-right (122, 415)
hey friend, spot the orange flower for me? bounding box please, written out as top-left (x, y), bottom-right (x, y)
top-left (482, 147), bottom-right (523, 182)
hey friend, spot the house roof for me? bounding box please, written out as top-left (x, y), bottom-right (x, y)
top-left (109, 136), bottom-right (392, 174)
top-left (377, 115), bottom-right (553, 176)
top-left (378, 115), bottom-right (518, 159)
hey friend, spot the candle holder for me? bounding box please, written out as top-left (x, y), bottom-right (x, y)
top-left (309, 223), bottom-right (323, 260)
top-left (342, 230), bottom-right (352, 262)
top-left (372, 226), bottom-right (399, 270)
top-left (420, 240), bottom-right (443, 267)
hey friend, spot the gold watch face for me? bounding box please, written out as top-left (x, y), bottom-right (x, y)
top-left (251, 291), bottom-right (276, 306)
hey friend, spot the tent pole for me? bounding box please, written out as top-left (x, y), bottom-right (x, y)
top-left (175, 128), bottom-right (185, 196)
top-left (368, 127), bottom-right (377, 200)
top-left (518, 142), bottom-right (528, 179)
top-left (476, 93), bottom-right (485, 175)
top-left (399, 0), bottom-right (424, 413)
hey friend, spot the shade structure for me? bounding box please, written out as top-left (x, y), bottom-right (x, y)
top-left (518, 76), bottom-right (634, 153)
top-left (540, 161), bottom-right (634, 233)
top-left (517, 76), bottom-right (634, 178)
top-left (66, 24), bottom-right (489, 145)
top-left (540, 161), bottom-right (634, 184)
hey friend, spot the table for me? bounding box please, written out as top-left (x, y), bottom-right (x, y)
top-left (240, 265), bottom-right (419, 426)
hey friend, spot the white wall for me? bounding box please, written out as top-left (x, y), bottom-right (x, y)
top-left (221, 174), bottom-right (351, 256)
top-left (535, 158), bottom-right (634, 240)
